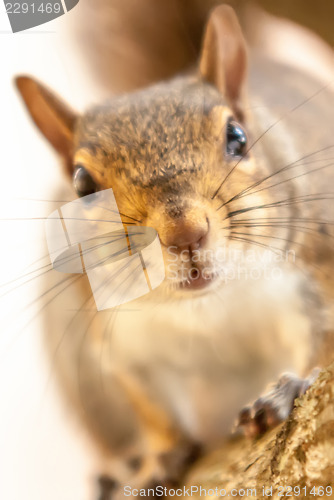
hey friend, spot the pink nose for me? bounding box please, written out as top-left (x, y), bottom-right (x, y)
top-left (163, 217), bottom-right (209, 251)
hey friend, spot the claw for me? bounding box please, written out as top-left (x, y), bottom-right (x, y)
top-left (236, 368), bottom-right (320, 438)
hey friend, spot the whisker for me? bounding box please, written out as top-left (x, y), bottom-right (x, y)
top-left (231, 221), bottom-right (334, 237)
top-left (229, 215), bottom-right (334, 225)
top-left (0, 231), bottom-right (145, 296)
top-left (36, 276), bottom-right (95, 416)
top-left (0, 216), bottom-right (135, 224)
top-left (225, 192), bottom-right (334, 218)
top-left (228, 235), bottom-right (285, 256)
top-left (13, 197), bottom-right (72, 203)
top-left (222, 146), bottom-right (334, 207)
top-left (239, 160), bottom-right (334, 200)
top-left (230, 230), bottom-right (312, 251)
top-left (229, 231), bottom-right (329, 279)
top-left (212, 81), bottom-right (334, 200)
top-left (1, 274), bottom-right (84, 360)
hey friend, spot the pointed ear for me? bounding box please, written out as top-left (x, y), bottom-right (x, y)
top-left (199, 5), bottom-right (247, 121)
top-left (15, 76), bottom-right (77, 169)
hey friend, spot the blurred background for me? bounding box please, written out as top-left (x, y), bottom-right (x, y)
top-left (256, 0), bottom-right (334, 45)
top-left (0, 1), bottom-right (332, 500)
top-left (71, 0), bottom-right (334, 93)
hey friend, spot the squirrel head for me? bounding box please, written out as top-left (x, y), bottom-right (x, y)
top-left (15, 6), bottom-right (276, 293)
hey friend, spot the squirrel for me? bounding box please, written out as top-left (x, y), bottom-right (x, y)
top-left (15, 1), bottom-right (334, 498)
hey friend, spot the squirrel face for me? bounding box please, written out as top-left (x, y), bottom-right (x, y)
top-left (72, 77), bottom-right (271, 292)
top-left (15, 6), bottom-right (283, 293)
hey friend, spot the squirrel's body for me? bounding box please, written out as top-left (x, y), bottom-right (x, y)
top-left (16, 2), bottom-right (334, 497)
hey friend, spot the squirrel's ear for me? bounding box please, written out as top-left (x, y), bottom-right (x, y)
top-left (15, 76), bottom-right (77, 165)
top-left (199, 5), bottom-right (247, 121)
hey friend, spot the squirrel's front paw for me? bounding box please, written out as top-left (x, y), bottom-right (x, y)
top-left (237, 368), bottom-right (320, 438)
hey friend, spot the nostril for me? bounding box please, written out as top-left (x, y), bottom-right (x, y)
top-left (190, 268), bottom-right (199, 279)
top-left (190, 217), bottom-right (210, 251)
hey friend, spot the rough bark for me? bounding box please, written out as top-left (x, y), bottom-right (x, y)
top-left (181, 363), bottom-right (334, 499)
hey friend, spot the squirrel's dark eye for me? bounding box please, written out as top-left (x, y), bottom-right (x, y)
top-left (226, 119), bottom-right (247, 158)
top-left (73, 165), bottom-right (97, 197)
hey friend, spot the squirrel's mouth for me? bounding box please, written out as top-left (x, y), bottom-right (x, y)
top-left (178, 268), bottom-right (217, 291)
